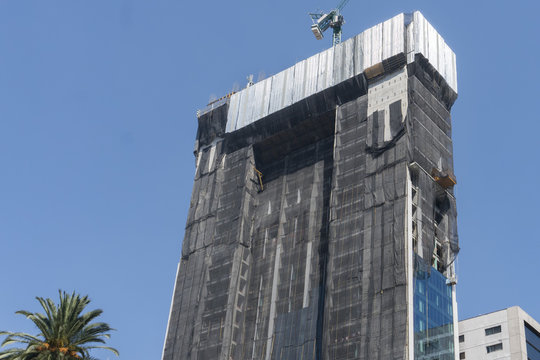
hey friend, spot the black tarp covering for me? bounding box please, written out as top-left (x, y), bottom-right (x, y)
top-left (163, 58), bottom-right (459, 360)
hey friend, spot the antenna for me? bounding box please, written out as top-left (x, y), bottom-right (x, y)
top-left (309, 0), bottom-right (350, 46)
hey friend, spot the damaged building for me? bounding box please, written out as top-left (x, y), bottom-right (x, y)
top-left (163, 11), bottom-right (460, 360)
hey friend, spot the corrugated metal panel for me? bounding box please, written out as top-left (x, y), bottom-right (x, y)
top-left (282, 67), bottom-right (295, 110)
top-left (317, 47), bottom-right (334, 92)
top-left (333, 36), bottom-right (355, 84)
top-left (268, 70), bottom-right (286, 115)
top-left (224, 11), bottom-right (457, 132)
top-left (304, 53), bottom-right (320, 99)
top-left (292, 59), bottom-right (307, 104)
top-left (406, 20), bottom-right (415, 63)
top-left (353, 32), bottom-right (364, 76)
top-left (236, 85), bottom-right (253, 130)
top-left (226, 91), bottom-right (241, 133)
top-left (260, 77), bottom-right (273, 120)
top-left (251, 78), bottom-right (269, 122)
top-left (411, 11), bottom-right (457, 92)
top-left (332, 41), bottom-right (344, 84)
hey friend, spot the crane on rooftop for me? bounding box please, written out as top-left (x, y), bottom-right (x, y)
top-left (309, 0), bottom-right (350, 46)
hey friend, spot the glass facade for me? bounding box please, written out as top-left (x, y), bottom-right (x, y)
top-left (525, 322), bottom-right (540, 360)
top-left (414, 255), bottom-right (454, 360)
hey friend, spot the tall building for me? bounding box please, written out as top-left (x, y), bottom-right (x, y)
top-left (458, 307), bottom-right (540, 360)
top-left (163, 12), bottom-right (460, 360)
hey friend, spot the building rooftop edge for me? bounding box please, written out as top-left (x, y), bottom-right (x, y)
top-left (200, 11), bottom-right (458, 132)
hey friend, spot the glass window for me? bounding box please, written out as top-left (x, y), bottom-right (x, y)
top-left (459, 335), bottom-right (464, 343)
top-left (414, 255), bottom-right (454, 359)
top-left (486, 343), bottom-right (503, 353)
top-left (526, 342), bottom-right (540, 360)
top-left (418, 281), bottom-right (425, 295)
top-left (485, 325), bottom-right (501, 336)
top-left (525, 322), bottom-right (540, 360)
top-left (459, 352), bottom-right (465, 359)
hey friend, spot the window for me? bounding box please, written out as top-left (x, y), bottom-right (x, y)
top-left (485, 325), bottom-right (502, 336)
top-left (524, 322), bottom-right (540, 360)
top-left (431, 239), bottom-right (444, 272)
top-left (459, 352), bottom-right (465, 359)
top-left (486, 343), bottom-right (503, 353)
top-left (459, 335), bottom-right (464, 343)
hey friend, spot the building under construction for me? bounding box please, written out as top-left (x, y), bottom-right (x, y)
top-left (163, 11), bottom-right (460, 360)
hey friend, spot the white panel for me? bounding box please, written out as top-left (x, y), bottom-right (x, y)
top-left (410, 11), bottom-right (458, 92)
top-left (292, 60), bottom-right (307, 103)
top-left (226, 91), bottom-right (241, 132)
top-left (237, 84), bottom-right (255, 130)
top-left (332, 41), bottom-right (345, 84)
top-left (224, 11), bottom-right (457, 133)
top-left (362, 27), bottom-right (371, 69)
top-left (281, 67), bottom-right (294, 109)
top-left (414, 11), bottom-right (425, 58)
top-left (342, 37), bottom-right (355, 81)
top-left (382, 16), bottom-right (393, 59)
top-left (250, 79), bottom-right (267, 121)
top-left (406, 20), bottom-right (415, 63)
top-left (367, 67), bottom-right (409, 134)
top-left (268, 71), bottom-right (286, 114)
top-left (304, 53), bottom-right (320, 98)
top-left (353, 32), bottom-right (364, 76)
top-left (332, 37), bottom-right (355, 84)
top-left (316, 47), bottom-right (334, 92)
top-left (260, 77), bottom-right (273, 119)
top-left (428, 21), bottom-right (438, 69)
top-left (390, 13), bottom-right (405, 57)
top-left (371, 23), bottom-right (383, 66)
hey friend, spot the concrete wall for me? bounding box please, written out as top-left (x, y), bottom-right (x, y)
top-left (458, 306), bottom-right (540, 360)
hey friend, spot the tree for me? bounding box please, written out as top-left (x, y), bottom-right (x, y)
top-left (0, 291), bottom-right (119, 360)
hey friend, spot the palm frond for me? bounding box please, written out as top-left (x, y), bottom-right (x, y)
top-left (0, 291), bottom-right (118, 359)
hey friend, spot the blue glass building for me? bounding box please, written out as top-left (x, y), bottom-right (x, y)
top-left (413, 256), bottom-right (454, 360)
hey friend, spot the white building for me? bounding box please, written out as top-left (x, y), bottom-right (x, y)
top-left (458, 306), bottom-right (540, 360)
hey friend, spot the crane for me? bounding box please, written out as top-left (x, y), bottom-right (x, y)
top-left (309, 0), bottom-right (350, 46)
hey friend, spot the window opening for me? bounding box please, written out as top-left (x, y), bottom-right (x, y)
top-left (486, 343), bottom-right (503, 353)
top-left (485, 325), bottom-right (502, 336)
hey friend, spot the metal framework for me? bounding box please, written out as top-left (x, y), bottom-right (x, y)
top-left (309, 0), bottom-right (350, 46)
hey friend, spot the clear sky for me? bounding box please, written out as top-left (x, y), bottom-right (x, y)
top-left (1, 1), bottom-right (539, 359)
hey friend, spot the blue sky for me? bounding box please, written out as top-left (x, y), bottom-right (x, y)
top-left (1, 1), bottom-right (539, 359)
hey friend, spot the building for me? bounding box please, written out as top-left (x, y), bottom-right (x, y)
top-left (163, 12), bottom-right (460, 360)
top-left (458, 307), bottom-right (540, 360)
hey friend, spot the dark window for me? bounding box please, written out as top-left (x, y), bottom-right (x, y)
top-left (525, 322), bottom-right (540, 360)
top-left (486, 343), bottom-right (503, 353)
top-left (459, 335), bottom-right (464, 343)
top-left (459, 352), bottom-right (465, 359)
top-left (485, 325), bottom-right (502, 336)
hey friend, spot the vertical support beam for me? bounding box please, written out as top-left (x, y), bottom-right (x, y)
top-left (265, 241), bottom-right (282, 360)
top-left (452, 282), bottom-right (459, 360)
top-left (406, 167), bottom-right (415, 360)
top-left (161, 261), bottom-right (181, 360)
top-left (265, 171), bottom-right (288, 360)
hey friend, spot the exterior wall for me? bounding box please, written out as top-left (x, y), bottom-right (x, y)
top-left (458, 307), bottom-right (540, 360)
top-left (224, 11), bottom-right (457, 134)
top-left (164, 12), bottom-right (459, 360)
top-left (458, 309), bottom-right (511, 359)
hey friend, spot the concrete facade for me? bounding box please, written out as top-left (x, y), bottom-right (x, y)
top-left (163, 12), bottom-right (460, 360)
top-left (458, 307), bottom-right (540, 360)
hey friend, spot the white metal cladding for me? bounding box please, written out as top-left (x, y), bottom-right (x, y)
top-left (225, 11), bottom-right (457, 133)
top-left (408, 11), bottom-right (458, 92)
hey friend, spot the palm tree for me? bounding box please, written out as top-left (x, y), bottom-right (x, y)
top-left (0, 291), bottom-right (118, 360)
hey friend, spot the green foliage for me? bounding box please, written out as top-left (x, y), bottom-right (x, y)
top-left (0, 291), bottom-right (118, 360)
